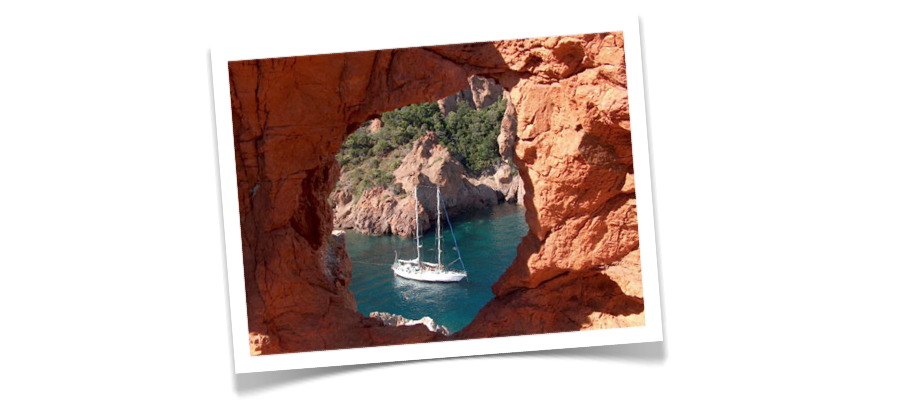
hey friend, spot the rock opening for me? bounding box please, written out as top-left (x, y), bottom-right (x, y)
top-left (229, 32), bottom-right (644, 355)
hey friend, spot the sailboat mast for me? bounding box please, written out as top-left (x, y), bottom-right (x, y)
top-left (415, 185), bottom-right (421, 265)
top-left (437, 186), bottom-right (442, 271)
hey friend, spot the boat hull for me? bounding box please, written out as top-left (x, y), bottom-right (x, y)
top-left (392, 260), bottom-right (466, 282)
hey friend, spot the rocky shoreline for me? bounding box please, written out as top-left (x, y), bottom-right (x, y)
top-left (332, 77), bottom-right (525, 238)
top-left (332, 132), bottom-right (524, 237)
top-left (369, 311), bottom-right (451, 336)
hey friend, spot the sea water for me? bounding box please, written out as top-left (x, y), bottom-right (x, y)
top-left (345, 203), bottom-right (527, 334)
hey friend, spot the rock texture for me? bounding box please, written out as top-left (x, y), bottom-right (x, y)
top-left (333, 132), bottom-right (501, 237)
top-left (228, 31), bottom-right (642, 354)
top-left (497, 93), bottom-right (518, 161)
top-left (366, 118), bottom-right (383, 133)
top-left (480, 163), bottom-right (523, 204)
top-left (370, 311), bottom-right (451, 336)
top-left (483, 89), bottom-right (526, 204)
top-left (333, 91), bottom-right (525, 234)
top-left (392, 132), bottom-right (500, 223)
top-left (437, 75), bottom-right (505, 115)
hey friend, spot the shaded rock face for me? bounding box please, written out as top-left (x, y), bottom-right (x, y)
top-left (392, 132), bottom-right (500, 229)
top-left (480, 97), bottom-right (525, 205)
top-left (334, 91), bottom-right (523, 234)
top-left (457, 247), bottom-right (644, 339)
top-left (437, 75), bottom-right (505, 115)
top-left (331, 190), bottom-right (355, 229)
top-left (497, 94), bottom-right (517, 162)
top-left (333, 132), bottom-right (500, 237)
top-left (366, 118), bottom-right (383, 133)
top-left (228, 32), bottom-right (641, 354)
top-left (480, 163), bottom-right (523, 204)
top-left (348, 186), bottom-right (399, 235)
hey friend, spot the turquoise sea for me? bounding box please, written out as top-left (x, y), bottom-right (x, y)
top-left (345, 203), bottom-right (527, 334)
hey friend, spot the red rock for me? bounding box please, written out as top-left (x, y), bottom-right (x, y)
top-left (392, 132), bottom-right (499, 216)
top-left (454, 267), bottom-right (644, 339)
top-left (497, 94), bottom-right (517, 162)
top-left (480, 163), bottom-right (524, 204)
top-left (334, 132), bottom-right (500, 237)
top-left (229, 32), bottom-right (643, 354)
top-left (437, 75), bottom-right (506, 115)
top-left (367, 118), bottom-right (383, 133)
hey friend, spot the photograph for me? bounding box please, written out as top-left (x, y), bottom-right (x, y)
top-left (8, 2), bottom-right (920, 397)
top-left (219, 28), bottom-right (660, 366)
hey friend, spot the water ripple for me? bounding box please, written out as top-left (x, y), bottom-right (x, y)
top-left (345, 204), bottom-right (527, 333)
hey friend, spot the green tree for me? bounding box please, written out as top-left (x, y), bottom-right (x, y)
top-left (337, 97), bottom-right (506, 197)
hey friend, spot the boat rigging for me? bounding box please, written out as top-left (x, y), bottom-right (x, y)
top-left (391, 185), bottom-right (468, 283)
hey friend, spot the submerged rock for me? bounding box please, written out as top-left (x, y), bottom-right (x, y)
top-left (370, 311), bottom-right (451, 336)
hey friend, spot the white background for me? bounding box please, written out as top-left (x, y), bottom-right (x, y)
top-left (2, 1), bottom-right (918, 398)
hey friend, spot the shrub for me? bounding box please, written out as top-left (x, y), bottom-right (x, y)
top-left (337, 97), bottom-right (506, 195)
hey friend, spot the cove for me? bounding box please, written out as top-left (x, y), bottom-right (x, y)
top-left (345, 203), bottom-right (527, 334)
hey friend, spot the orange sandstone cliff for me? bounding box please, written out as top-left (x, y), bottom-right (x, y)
top-left (332, 131), bottom-right (510, 237)
top-left (332, 76), bottom-right (523, 237)
top-left (229, 32), bottom-right (643, 355)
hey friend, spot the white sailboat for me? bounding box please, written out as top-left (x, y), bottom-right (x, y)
top-left (391, 185), bottom-right (468, 283)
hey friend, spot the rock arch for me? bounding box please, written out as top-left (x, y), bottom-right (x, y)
top-left (229, 32), bottom-right (644, 355)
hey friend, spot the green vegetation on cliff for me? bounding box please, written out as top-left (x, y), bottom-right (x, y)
top-left (441, 99), bottom-right (505, 175)
top-left (336, 98), bottom-right (506, 196)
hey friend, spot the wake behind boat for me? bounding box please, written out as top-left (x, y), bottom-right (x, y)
top-left (392, 185), bottom-right (468, 283)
